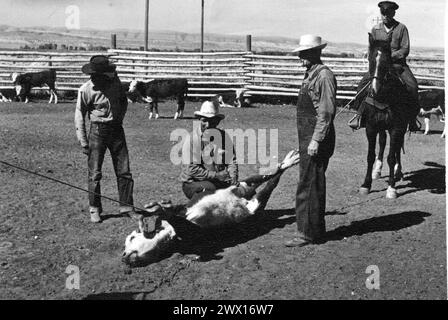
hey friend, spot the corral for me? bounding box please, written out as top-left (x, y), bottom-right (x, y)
top-left (0, 100), bottom-right (445, 299)
top-left (0, 49), bottom-right (444, 102)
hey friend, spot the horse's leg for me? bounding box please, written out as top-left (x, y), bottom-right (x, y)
top-left (372, 130), bottom-right (386, 179)
top-left (360, 125), bottom-right (377, 195)
top-left (394, 132), bottom-right (404, 181)
top-left (386, 128), bottom-right (403, 199)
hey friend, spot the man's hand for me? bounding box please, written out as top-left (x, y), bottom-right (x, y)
top-left (307, 140), bottom-right (319, 157)
top-left (82, 146), bottom-right (89, 156)
top-left (215, 170), bottom-right (231, 182)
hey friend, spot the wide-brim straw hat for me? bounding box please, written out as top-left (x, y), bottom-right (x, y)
top-left (292, 34), bottom-right (327, 53)
top-left (194, 101), bottom-right (225, 119)
top-left (81, 55), bottom-right (116, 74)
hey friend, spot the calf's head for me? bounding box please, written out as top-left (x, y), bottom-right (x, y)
top-left (122, 216), bottom-right (176, 267)
top-left (11, 73), bottom-right (26, 97)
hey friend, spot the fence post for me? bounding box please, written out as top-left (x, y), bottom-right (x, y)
top-left (243, 35), bottom-right (253, 94)
top-left (111, 34), bottom-right (117, 49)
top-left (48, 55), bottom-right (52, 67)
top-left (246, 35), bottom-right (252, 52)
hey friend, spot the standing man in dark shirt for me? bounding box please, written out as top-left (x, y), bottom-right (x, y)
top-left (75, 55), bottom-right (137, 223)
top-left (285, 35), bottom-right (337, 247)
top-left (350, 1), bottom-right (420, 130)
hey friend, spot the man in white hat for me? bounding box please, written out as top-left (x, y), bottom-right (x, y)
top-left (285, 35), bottom-right (337, 247)
top-left (179, 100), bottom-right (238, 206)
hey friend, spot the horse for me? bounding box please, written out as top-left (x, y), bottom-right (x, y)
top-left (358, 34), bottom-right (418, 199)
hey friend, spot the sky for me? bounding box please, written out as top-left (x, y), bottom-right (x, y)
top-left (0, 0), bottom-right (445, 48)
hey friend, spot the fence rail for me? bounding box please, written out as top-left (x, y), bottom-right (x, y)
top-left (0, 49), bottom-right (444, 100)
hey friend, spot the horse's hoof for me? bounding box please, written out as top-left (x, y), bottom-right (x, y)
top-left (386, 187), bottom-right (397, 199)
top-left (359, 187), bottom-right (370, 195)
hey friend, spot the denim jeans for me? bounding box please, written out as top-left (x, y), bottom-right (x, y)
top-left (296, 120), bottom-right (335, 242)
top-left (88, 122), bottom-right (134, 211)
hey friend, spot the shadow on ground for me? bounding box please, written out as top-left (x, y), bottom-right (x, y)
top-left (166, 208), bottom-right (297, 263)
top-left (85, 209), bottom-right (431, 300)
top-left (399, 162), bottom-right (445, 195)
top-left (325, 210), bottom-right (431, 242)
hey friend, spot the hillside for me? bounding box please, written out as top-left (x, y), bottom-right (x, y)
top-left (0, 25), bottom-right (443, 58)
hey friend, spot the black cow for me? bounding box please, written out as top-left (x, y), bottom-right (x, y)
top-left (11, 69), bottom-right (58, 104)
top-left (128, 79), bottom-right (188, 119)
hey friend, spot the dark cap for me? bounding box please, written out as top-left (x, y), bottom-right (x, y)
top-left (378, 1), bottom-right (399, 13)
top-left (81, 55), bottom-right (116, 75)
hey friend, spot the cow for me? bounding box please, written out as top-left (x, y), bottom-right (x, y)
top-left (213, 89), bottom-right (252, 108)
top-left (128, 79), bottom-right (188, 120)
top-left (11, 69), bottom-right (58, 104)
top-left (418, 89), bottom-right (445, 137)
top-left (122, 150), bottom-right (300, 267)
top-left (0, 89), bottom-right (13, 102)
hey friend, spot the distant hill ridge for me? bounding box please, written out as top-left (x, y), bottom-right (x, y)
top-left (0, 25), bottom-right (442, 58)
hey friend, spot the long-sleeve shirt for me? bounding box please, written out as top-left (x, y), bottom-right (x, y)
top-left (74, 76), bottom-right (128, 147)
top-left (302, 64), bottom-right (337, 142)
top-left (179, 128), bottom-right (239, 185)
top-left (371, 20), bottom-right (410, 65)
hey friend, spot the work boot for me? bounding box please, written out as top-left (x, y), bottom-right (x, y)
top-left (89, 206), bottom-right (102, 223)
top-left (284, 237), bottom-right (310, 247)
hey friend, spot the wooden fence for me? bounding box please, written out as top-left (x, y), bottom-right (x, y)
top-left (0, 49), bottom-right (444, 101)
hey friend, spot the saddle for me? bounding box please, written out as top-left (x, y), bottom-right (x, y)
top-left (364, 96), bottom-right (390, 110)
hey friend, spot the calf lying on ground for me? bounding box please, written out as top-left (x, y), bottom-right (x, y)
top-left (213, 89), bottom-right (251, 108)
top-left (128, 79), bottom-right (188, 119)
top-left (122, 150), bottom-right (300, 267)
top-left (418, 89), bottom-right (445, 136)
top-left (11, 69), bottom-right (58, 104)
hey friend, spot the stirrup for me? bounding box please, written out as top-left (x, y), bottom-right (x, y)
top-left (348, 114), bottom-right (361, 130)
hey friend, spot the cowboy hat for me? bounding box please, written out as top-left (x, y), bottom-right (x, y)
top-left (194, 100), bottom-right (225, 119)
top-left (81, 55), bottom-right (116, 75)
top-left (292, 34), bottom-right (327, 53)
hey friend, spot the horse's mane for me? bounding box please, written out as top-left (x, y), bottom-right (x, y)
top-left (368, 33), bottom-right (392, 76)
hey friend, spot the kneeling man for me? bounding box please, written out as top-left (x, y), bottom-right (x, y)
top-left (179, 100), bottom-right (238, 206)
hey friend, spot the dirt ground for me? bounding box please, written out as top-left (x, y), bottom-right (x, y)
top-left (0, 100), bottom-right (445, 300)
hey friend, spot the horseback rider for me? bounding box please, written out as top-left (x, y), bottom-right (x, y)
top-left (349, 1), bottom-right (420, 131)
